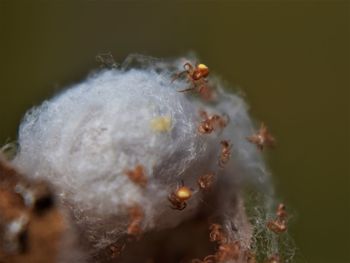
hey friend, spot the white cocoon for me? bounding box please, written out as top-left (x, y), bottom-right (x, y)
top-left (13, 55), bottom-right (268, 251)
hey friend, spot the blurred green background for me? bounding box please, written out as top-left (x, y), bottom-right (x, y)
top-left (0, 1), bottom-right (349, 262)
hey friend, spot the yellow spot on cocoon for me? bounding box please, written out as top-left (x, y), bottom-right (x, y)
top-left (150, 116), bottom-right (172, 133)
top-left (176, 187), bottom-right (192, 200)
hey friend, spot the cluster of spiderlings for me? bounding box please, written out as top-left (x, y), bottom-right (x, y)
top-left (169, 57), bottom-right (291, 263)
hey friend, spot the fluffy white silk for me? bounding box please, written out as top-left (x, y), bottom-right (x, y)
top-left (13, 55), bottom-right (269, 252)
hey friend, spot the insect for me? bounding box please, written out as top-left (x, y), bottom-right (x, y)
top-left (247, 123), bottom-right (275, 150)
top-left (208, 223), bottom-right (241, 261)
top-left (168, 181), bottom-right (192, 210)
top-left (267, 203), bottom-right (288, 234)
top-left (172, 62), bottom-right (213, 99)
top-left (125, 165), bottom-right (148, 188)
top-left (216, 241), bottom-right (240, 262)
top-left (198, 111), bottom-right (228, 135)
top-left (209, 223), bottom-right (227, 244)
top-left (197, 173), bottom-right (215, 191)
top-left (127, 204), bottom-right (144, 236)
top-left (218, 140), bottom-right (232, 168)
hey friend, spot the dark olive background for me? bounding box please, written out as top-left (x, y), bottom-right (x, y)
top-left (0, 1), bottom-right (349, 262)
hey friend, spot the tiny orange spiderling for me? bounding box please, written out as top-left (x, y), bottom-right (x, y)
top-left (247, 122), bottom-right (276, 151)
top-left (200, 223), bottom-right (244, 263)
top-left (209, 223), bottom-right (227, 244)
top-left (216, 241), bottom-right (241, 262)
top-left (172, 62), bottom-right (209, 84)
top-left (127, 204), bottom-right (144, 236)
top-left (172, 62), bottom-right (213, 100)
top-left (266, 220), bottom-right (287, 234)
top-left (192, 242), bottom-right (241, 263)
top-left (218, 140), bottom-right (232, 168)
top-left (168, 181), bottom-right (192, 210)
top-left (198, 111), bottom-right (229, 135)
top-left (267, 203), bottom-right (288, 234)
top-left (197, 173), bottom-right (215, 191)
top-left (125, 164), bottom-right (148, 188)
